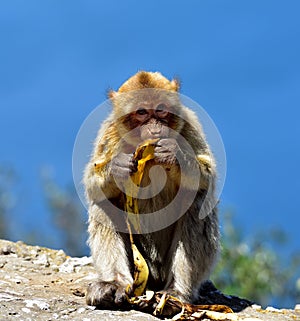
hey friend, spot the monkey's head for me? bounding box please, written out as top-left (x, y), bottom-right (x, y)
top-left (108, 71), bottom-right (184, 146)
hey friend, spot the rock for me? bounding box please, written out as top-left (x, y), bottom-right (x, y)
top-left (0, 243), bottom-right (16, 255)
top-left (0, 239), bottom-right (299, 321)
top-left (266, 306), bottom-right (282, 313)
top-left (59, 256), bottom-right (93, 273)
top-left (24, 299), bottom-right (50, 310)
top-left (33, 253), bottom-right (50, 267)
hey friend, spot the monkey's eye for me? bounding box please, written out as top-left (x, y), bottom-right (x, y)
top-left (136, 108), bottom-right (148, 115)
top-left (155, 103), bottom-right (169, 118)
top-left (135, 107), bottom-right (149, 122)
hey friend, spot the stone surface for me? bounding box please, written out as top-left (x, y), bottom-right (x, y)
top-left (0, 239), bottom-right (299, 321)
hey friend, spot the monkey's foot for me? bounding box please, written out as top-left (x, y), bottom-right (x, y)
top-left (86, 281), bottom-right (128, 309)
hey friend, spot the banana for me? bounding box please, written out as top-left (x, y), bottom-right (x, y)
top-left (129, 243), bottom-right (149, 296)
top-left (124, 139), bottom-right (159, 297)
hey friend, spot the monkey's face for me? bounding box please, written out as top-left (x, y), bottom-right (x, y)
top-left (131, 102), bottom-right (171, 141)
top-left (112, 89), bottom-right (184, 147)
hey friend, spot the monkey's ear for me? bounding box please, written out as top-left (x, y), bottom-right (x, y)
top-left (107, 90), bottom-right (119, 100)
top-left (171, 78), bottom-right (180, 92)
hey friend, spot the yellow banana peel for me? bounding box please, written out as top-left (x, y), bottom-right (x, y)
top-left (125, 139), bottom-right (158, 297)
top-left (129, 244), bottom-right (149, 296)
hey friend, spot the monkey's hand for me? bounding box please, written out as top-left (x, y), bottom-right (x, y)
top-left (154, 138), bottom-right (181, 165)
top-left (110, 153), bottom-right (138, 181)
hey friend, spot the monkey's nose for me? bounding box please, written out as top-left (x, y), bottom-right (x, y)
top-left (150, 131), bottom-right (161, 136)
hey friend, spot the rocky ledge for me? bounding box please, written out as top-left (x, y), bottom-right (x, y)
top-left (0, 239), bottom-right (299, 321)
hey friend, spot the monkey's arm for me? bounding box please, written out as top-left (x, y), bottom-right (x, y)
top-left (179, 152), bottom-right (215, 191)
top-left (170, 208), bottom-right (219, 302)
top-left (84, 160), bottom-right (118, 203)
top-left (86, 204), bottom-right (134, 307)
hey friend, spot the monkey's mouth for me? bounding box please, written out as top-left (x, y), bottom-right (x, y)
top-left (148, 134), bottom-right (162, 139)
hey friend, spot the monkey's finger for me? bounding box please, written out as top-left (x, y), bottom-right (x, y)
top-left (154, 146), bottom-right (171, 154)
top-left (154, 153), bottom-right (177, 165)
top-left (154, 152), bottom-right (173, 160)
top-left (154, 146), bottom-right (175, 158)
top-left (129, 159), bottom-right (138, 174)
top-left (156, 138), bottom-right (177, 147)
top-left (155, 140), bottom-right (178, 154)
top-left (114, 287), bottom-right (128, 307)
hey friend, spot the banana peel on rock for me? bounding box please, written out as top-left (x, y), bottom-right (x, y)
top-left (127, 290), bottom-right (236, 320)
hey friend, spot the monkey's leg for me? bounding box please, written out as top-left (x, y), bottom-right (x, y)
top-left (169, 209), bottom-right (219, 304)
top-left (86, 205), bottom-right (133, 308)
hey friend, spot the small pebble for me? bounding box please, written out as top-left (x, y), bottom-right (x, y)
top-left (295, 304), bottom-right (300, 311)
top-left (266, 306), bottom-right (282, 312)
top-left (25, 299), bottom-right (50, 310)
top-left (8, 275), bottom-right (29, 284)
top-left (60, 308), bottom-right (76, 314)
top-left (0, 259), bottom-right (7, 268)
top-left (77, 307), bottom-right (86, 314)
top-left (59, 261), bottom-right (75, 273)
top-left (33, 253), bottom-right (50, 267)
top-left (0, 245), bottom-right (15, 255)
top-left (21, 307), bottom-right (31, 314)
top-left (0, 292), bottom-right (17, 301)
top-left (59, 256), bottom-right (92, 273)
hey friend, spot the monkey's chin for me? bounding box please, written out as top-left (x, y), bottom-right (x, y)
top-left (145, 135), bottom-right (161, 140)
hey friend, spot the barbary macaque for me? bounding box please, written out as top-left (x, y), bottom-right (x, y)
top-left (84, 71), bottom-right (219, 308)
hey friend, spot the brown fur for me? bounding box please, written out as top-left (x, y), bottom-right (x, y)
top-left (119, 71), bottom-right (179, 92)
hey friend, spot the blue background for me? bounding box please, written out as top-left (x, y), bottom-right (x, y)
top-left (0, 1), bottom-right (299, 253)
